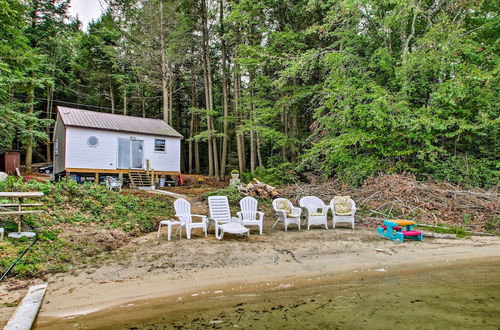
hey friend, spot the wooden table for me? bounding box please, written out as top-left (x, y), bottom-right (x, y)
top-left (0, 192), bottom-right (44, 238)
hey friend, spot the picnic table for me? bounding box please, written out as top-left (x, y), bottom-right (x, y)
top-left (0, 192), bottom-right (44, 239)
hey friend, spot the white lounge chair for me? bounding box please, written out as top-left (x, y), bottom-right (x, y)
top-left (105, 176), bottom-right (122, 192)
top-left (237, 196), bottom-right (264, 235)
top-left (330, 196), bottom-right (356, 229)
top-left (272, 198), bottom-right (301, 231)
top-left (171, 198), bottom-right (208, 239)
top-left (299, 196), bottom-right (328, 230)
top-left (208, 196), bottom-right (249, 240)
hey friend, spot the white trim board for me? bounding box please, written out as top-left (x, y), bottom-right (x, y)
top-left (4, 283), bottom-right (48, 330)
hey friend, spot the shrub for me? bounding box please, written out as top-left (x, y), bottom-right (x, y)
top-left (204, 186), bottom-right (242, 205)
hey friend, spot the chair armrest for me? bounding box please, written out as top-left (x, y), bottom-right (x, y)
top-left (257, 211), bottom-right (265, 221)
top-left (191, 214), bottom-right (207, 220)
top-left (275, 209), bottom-right (286, 217)
top-left (291, 206), bottom-right (302, 215)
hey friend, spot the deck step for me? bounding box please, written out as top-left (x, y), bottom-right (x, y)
top-left (128, 171), bottom-right (153, 188)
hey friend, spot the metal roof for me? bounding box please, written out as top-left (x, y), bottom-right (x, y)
top-left (57, 106), bottom-right (183, 138)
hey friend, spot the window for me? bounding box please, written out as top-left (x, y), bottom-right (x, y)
top-left (87, 136), bottom-right (99, 148)
top-left (154, 139), bottom-right (166, 152)
top-left (54, 138), bottom-right (59, 156)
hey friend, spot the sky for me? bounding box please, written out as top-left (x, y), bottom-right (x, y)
top-left (68, 0), bottom-right (108, 30)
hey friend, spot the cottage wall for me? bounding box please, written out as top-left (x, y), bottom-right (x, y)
top-left (64, 127), bottom-right (181, 172)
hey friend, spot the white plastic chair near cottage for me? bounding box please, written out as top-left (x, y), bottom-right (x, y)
top-left (299, 196), bottom-right (329, 230)
top-left (330, 196), bottom-right (356, 229)
top-left (105, 176), bottom-right (122, 192)
top-left (237, 196), bottom-right (264, 235)
top-left (272, 198), bottom-right (301, 231)
top-left (208, 196), bottom-right (249, 240)
top-left (166, 198), bottom-right (208, 239)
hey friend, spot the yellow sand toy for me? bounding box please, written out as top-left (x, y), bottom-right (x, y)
top-left (377, 219), bottom-right (423, 242)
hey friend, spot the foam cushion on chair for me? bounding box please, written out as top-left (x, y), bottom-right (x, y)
top-left (276, 199), bottom-right (291, 214)
top-left (310, 212), bottom-right (326, 216)
top-left (288, 213), bottom-right (301, 218)
top-left (333, 196), bottom-right (353, 215)
top-left (402, 230), bottom-right (421, 236)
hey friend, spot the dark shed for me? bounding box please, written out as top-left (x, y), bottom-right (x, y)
top-left (0, 151), bottom-right (20, 174)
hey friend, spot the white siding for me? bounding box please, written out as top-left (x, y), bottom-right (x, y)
top-left (53, 115), bottom-right (66, 174)
top-left (65, 127), bottom-right (180, 172)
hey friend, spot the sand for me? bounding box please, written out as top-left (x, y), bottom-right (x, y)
top-left (1, 227), bottom-right (499, 328)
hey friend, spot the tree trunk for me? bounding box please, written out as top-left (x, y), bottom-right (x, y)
top-left (45, 85), bottom-right (53, 162)
top-left (123, 89), bottom-right (127, 115)
top-left (201, 0), bottom-right (218, 178)
top-left (219, 0), bottom-right (230, 179)
top-left (25, 85), bottom-right (35, 173)
top-left (109, 77), bottom-right (115, 114)
top-left (291, 112), bottom-right (298, 162)
top-left (159, 0), bottom-right (170, 124)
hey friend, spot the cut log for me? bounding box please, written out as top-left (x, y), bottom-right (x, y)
top-left (420, 231), bottom-right (457, 239)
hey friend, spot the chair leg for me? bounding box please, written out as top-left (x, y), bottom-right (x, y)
top-left (260, 225), bottom-right (263, 235)
top-left (284, 221), bottom-right (288, 232)
top-left (272, 219), bottom-right (280, 229)
top-left (157, 224), bottom-right (162, 238)
top-left (167, 223), bottom-right (172, 241)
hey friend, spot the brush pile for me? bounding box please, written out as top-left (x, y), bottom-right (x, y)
top-left (281, 173), bottom-right (499, 233)
top-left (238, 178), bottom-right (279, 198)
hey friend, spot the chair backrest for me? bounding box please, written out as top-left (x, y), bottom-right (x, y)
top-left (273, 198), bottom-right (292, 213)
top-left (239, 196), bottom-right (258, 221)
top-left (208, 196), bottom-right (232, 222)
top-left (299, 196), bottom-right (324, 210)
top-left (174, 198), bottom-right (192, 224)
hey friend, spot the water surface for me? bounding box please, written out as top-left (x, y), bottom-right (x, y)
top-left (36, 259), bottom-right (500, 329)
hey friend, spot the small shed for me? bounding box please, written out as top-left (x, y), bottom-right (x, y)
top-left (53, 107), bottom-right (182, 184)
top-left (0, 151), bottom-right (20, 175)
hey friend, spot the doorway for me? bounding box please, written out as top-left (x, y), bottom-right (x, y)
top-left (118, 138), bottom-right (143, 169)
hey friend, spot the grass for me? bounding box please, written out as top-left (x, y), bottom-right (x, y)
top-left (415, 224), bottom-right (470, 238)
top-left (0, 177), bottom-right (174, 278)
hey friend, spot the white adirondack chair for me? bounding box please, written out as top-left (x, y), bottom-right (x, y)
top-left (330, 196), bottom-right (356, 229)
top-left (105, 176), bottom-right (122, 192)
top-left (208, 196), bottom-right (249, 240)
top-left (172, 198), bottom-right (208, 239)
top-left (299, 196), bottom-right (329, 230)
top-left (272, 198), bottom-right (301, 231)
top-left (237, 196), bottom-right (264, 235)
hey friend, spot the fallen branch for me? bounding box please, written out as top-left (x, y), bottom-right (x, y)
top-left (420, 231), bottom-right (456, 239)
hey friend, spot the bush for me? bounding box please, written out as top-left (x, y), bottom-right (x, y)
top-left (204, 186), bottom-right (242, 205)
top-left (423, 155), bottom-right (499, 188)
top-left (253, 163), bottom-right (297, 186)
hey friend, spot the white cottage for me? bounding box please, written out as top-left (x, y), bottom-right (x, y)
top-left (53, 106), bottom-right (182, 183)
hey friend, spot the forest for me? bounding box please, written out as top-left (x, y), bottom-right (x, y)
top-left (0, 0), bottom-right (498, 187)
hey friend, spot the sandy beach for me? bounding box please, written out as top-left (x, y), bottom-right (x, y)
top-left (1, 227), bottom-right (499, 328)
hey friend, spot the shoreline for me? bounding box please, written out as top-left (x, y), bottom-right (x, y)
top-left (32, 235), bottom-right (500, 328)
top-left (1, 229), bottom-right (499, 328)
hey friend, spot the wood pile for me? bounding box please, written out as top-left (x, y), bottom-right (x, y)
top-left (238, 178), bottom-right (279, 198)
top-left (281, 173), bottom-right (499, 233)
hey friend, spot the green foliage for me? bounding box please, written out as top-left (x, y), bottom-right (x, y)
top-left (204, 186), bottom-right (242, 206)
top-left (0, 178), bottom-right (174, 278)
top-left (253, 163), bottom-right (297, 186)
top-left (415, 225), bottom-right (470, 239)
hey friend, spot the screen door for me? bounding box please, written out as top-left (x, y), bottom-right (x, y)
top-left (117, 138), bottom-right (131, 169)
top-left (131, 140), bottom-right (144, 169)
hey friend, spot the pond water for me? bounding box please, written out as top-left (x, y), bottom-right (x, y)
top-left (36, 258), bottom-right (500, 329)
